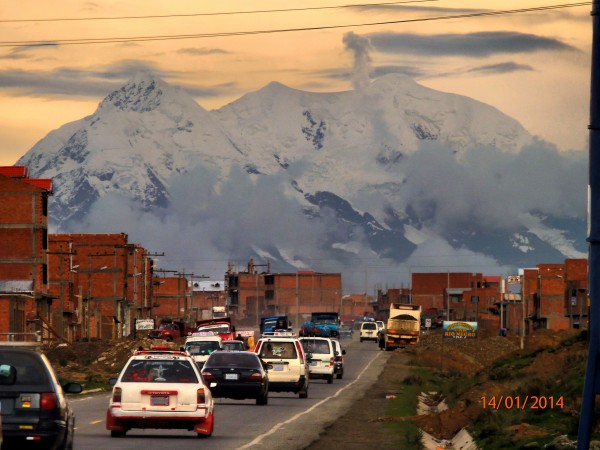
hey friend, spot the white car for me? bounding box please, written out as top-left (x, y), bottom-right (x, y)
top-left (254, 332), bottom-right (309, 398)
top-left (184, 334), bottom-right (223, 368)
top-left (299, 337), bottom-right (335, 384)
top-left (331, 338), bottom-right (346, 379)
top-left (106, 347), bottom-right (215, 438)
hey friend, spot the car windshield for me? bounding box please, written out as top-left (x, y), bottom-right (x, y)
top-left (197, 324), bottom-right (230, 334)
top-left (0, 352), bottom-right (48, 386)
top-left (205, 352), bottom-right (260, 368)
top-left (259, 341), bottom-right (298, 359)
top-left (313, 316), bottom-right (337, 324)
top-left (301, 340), bottom-right (331, 354)
top-left (185, 341), bottom-right (221, 355)
top-left (121, 359), bottom-right (198, 383)
top-left (222, 341), bottom-right (244, 351)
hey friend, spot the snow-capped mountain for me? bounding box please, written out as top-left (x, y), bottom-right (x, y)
top-left (17, 71), bottom-right (587, 284)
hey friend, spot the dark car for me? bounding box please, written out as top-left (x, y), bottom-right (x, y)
top-left (0, 345), bottom-right (83, 450)
top-left (201, 351), bottom-right (269, 405)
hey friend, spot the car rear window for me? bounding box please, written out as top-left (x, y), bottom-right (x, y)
top-left (301, 340), bottom-right (331, 354)
top-left (259, 341), bottom-right (298, 359)
top-left (205, 352), bottom-right (260, 368)
top-left (121, 359), bottom-right (198, 383)
top-left (0, 351), bottom-right (49, 386)
top-left (362, 323), bottom-right (377, 330)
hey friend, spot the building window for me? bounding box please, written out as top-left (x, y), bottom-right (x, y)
top-left (42, 193), bottom-right (48, 216)
top-left (42, 228), bottom-right (48, 250)
top-left (264, 275), bottom-right (274, 286)
top-left (42, 263), bottom-right (48, 285)
top-left (265, 290), bottom-right (274, 300)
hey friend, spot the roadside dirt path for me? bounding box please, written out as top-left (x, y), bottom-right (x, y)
top-left (305, 349), bottom-right (411, 450)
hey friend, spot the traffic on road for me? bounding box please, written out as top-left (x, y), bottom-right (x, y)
top-left (0, 315), bottom-right (390, 450)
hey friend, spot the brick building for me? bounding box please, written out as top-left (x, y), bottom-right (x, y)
top-left (48, 233), bottom-right (152, 340)
top-left (189, 280), bottom-right (227, 323)
top-left (0, 166), bottom-right (53, 341)
top-left (151, 275), bottom-right (191, 323)
top-left (410, 272), bottom-right (500, 324)
top-left (225, 259), bottom-right (342, 327)
top-left (374, 287), bottom-right (411, 320)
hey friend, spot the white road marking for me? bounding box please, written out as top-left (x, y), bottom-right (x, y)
top-left (238, 351), bottom-right (384, 449)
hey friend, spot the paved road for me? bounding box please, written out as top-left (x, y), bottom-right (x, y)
top-left (70, 336), bottom-right (389, 450)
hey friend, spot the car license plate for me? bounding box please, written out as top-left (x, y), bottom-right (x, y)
top-left (150, 396), bottom-right (169, 406)
top-left (273, 364), bottom-right (284, 371)
top-left (225, 373), bottom-right (239, 380)
top-left (310, 361), bottom-right (319, 366)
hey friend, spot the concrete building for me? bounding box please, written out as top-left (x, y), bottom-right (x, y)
top-left (0, 166), bottom-right (53, 341)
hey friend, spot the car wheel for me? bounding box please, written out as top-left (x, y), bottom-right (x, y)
top-left (327, 375), bottom-right (333, 384)
top-left (336, 372), bottom-right (343, 379)
top-left (360, 338), bottom-right (363, 342)
top-left (197, 433), bottom-right (211, 439)
top-left (299, 389), bottom-right (308, 398)
top-left (256, 390), bottom-right (268, 405)
top-left (110, 430), bottom-right (126, 438)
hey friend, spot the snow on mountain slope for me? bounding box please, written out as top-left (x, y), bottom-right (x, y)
top-left (19, 72), bottom-right (243, 224)
top-left (16, 71), bottom-right (585, 281)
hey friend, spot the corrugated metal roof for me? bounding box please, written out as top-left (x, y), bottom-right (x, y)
top-left (0, 166), bottom-right (29, 178)
top-left (22, 178), bottom-right (52, 191)
top-left (0, 280), bottom-right (34, 293)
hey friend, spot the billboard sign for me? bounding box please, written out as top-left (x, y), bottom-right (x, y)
top-left (442, 321), bottom-right (478, 339)
top-left (135, 318), bottom-right (155, 331)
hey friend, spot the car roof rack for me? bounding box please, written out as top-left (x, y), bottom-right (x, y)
top-left (262, 331), bottom-right (297, 337)
top-left (0, 332), bottom-right (42, 349)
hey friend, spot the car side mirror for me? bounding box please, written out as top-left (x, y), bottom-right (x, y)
top-left (266, 363), bottom-right (273, 371)
top-left (306, 352), bottom-right (313, 361)
top-left (342, 349), bottom-right (346, 355)
top-left (108, 377), bottom-right (118, 385)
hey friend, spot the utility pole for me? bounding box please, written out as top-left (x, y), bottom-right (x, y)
top-left (47, 249), bottom-right (76, 340)
top-left (579, 1), bottom-right (600, 447)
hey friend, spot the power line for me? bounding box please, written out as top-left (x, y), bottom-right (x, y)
top-left (0, 1), bottom-right (438, 23)
top-left (0, 2), bottom-right (591, 48)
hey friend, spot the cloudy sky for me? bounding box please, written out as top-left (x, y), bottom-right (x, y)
top-left (0, 0), bottom-right (592, 167)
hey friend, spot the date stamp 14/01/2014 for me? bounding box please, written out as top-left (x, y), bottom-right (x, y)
top-left (480, 395), bottom-right (564, 410)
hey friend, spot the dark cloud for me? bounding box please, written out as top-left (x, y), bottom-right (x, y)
top-left (0, 61), bottom-right (228, 99)
top-left (370, 65), bottom-right (425, 78)
top-left (466, 62), bottom-right (534, 75)
top-left (367, 31), bottom-right (577, 57)
top-left (177, 47), bottom-right (229, 56)
top-left (0, 43), bottom-right (60, 60)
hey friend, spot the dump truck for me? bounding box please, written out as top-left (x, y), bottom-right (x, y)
top-left (299, 312), bottom-right (340, 338)
top-left (384, 304), bottom-right (421, 350)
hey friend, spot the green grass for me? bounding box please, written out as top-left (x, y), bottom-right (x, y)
top-left (387, 339), bottom-right (596, 450)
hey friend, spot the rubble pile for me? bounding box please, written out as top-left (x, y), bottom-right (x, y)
top-left (45, 338), bottom-right (178, 385)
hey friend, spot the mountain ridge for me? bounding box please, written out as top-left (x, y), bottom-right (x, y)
top-left (16, 72), bottom-right (587, 285)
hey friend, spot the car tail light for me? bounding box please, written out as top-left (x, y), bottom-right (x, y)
top-left (112, 387), bottom-right (122, 403)
top-left (294, 341), bottom-right (305, 363)
top-left (197, 388), bottom-right (206, 404)
top-left (249, 372), bottom-right (263, 381)
top-left (40, 393), bottom-right (58, 410)
top-left (329, 357), bottom-right (334, 367)
top-left (201, 372), bottom-right (215, 382)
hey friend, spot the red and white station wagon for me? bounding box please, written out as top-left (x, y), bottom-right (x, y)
top-left (105, 347), bottom-right (215, 438)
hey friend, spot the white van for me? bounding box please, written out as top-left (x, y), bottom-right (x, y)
top-left (184, 334), bottom-right (223, 368)
top-left (360, 321), bottom-right (378, 342)
top-left (299, 337), bottom-right (335, 384)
